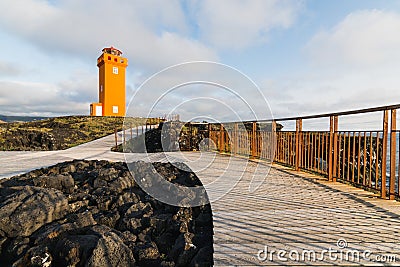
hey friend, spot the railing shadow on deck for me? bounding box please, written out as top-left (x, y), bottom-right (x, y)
top-left (206, 104), bottom-right (400, 200)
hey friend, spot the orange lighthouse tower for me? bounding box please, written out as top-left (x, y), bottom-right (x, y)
top-left (90, 46), bottom-right (128, 117)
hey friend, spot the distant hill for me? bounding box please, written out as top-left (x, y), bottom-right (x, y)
top-left (0, 115), bottom-right (49, 123)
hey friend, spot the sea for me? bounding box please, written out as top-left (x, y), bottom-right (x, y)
top-left (385, 135), bottom-right (399, 180)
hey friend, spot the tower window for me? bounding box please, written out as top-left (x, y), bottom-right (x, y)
top-left (114, 58), bottom-right (118, 62)
top-left (113, 106), bottom-right (119, 114)
top-left (108, 56), bottom-right (111, 60)
top-left (112, 67), bottom-right (118, 74)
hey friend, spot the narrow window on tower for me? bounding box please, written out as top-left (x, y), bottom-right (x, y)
top-left (112, 67), bottom-right (118, 74)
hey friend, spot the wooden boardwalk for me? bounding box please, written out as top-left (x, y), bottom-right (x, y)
top-left (1, 134), bottom-right (400, 266)
top-left (180, 154), bottom-right (400, 266)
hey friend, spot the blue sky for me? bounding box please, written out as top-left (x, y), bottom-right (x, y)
top-left (1, 0), bottom-right (400, 125)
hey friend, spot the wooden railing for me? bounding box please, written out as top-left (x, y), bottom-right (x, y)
top-left (208, 122), bottom-right (276, 163)
top-left (207, 104), bottom-right (400, 200)
top-left (115, 118), bottom-right (164, 147)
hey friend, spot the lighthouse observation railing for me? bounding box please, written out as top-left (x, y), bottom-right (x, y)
top-left (207, 104), bottom-right (400, 200)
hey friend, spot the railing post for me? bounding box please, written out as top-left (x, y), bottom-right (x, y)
top-left (332, 116), bottom-right (339, 182)
top-left (328, 116), bottom-right (334, 181)
top-left (272, 121), bottom-right (277, 162)
top-left (295, 119), bottom-right (302, 171)
top-left (123, 127), bottom-right (126, 144)
top-left (114, 128), bottom-right (118, 147)
top-left (381, 110), bottom-right (389, 199)
top-left (251, 122), bottom-right (257, 158)
top-left (390, 109), bottom-right (397, 200)
top-left (219, 123), bottom-right (223, 153)
top-left (208, 123), bottom-right (211, 151)
top-left (130, 123), bottom-right (133, 140)
top-left (189, 123), bottom-right (193, 150)
top-left (234, 122), bottom-right (238, 156)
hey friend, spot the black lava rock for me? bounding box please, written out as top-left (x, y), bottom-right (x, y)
top-left (0, 160), bottom-right (213, 266)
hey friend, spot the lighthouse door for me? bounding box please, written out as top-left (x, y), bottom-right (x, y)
top-left (95, 105), bottom-right (102, 116)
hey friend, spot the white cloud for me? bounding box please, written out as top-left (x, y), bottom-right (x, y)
top-left (5, 1), bottom-right (397, 122)
top-left (0, 0), bottom-right (304, 116)
top-left (126, 62), bottom-right (272, 122)
top-left (305, 10), bottom-right (400, 68)
top-left (0, 0), bottom-right (217, 71)
top-left (258, 9), bottom-right (400, 123)
top-left (260, 71), bottom-right (400, 128)
top-left (191, 0), bottom-right (303, 50)
top-left (57, 71), bottom-right (98, 104)
top-left (0, 61), bottom-right (23, 77)
top-left (0, 71), bottom-right (97, 116)
top-left (0, 0), bottom-right (222, 116)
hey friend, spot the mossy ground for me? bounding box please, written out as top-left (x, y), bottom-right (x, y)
top-left (0, 116), bottom-right (155, 151)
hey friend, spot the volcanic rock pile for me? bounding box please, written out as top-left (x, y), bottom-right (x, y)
top-left (119, 122), bottom-right (208, 153)
top-left (1, 128), bottom-right (59, 150)
top-left (0, 160), bottom-right (213, 266)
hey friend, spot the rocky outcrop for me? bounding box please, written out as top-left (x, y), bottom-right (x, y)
top-left (0, 186), bottom-right (69, 238)
top-left (0, 160), bottom-right (213, 266)
top-left (119, 122), bottom-right (208, 153)
top-left (1, 128), bottom-right (59, 150)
